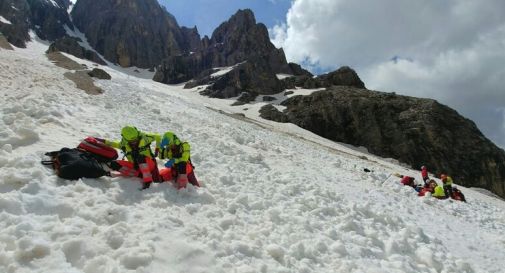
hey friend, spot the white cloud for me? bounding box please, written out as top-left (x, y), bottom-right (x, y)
top-left (271, 0), bottom-right (505, 148)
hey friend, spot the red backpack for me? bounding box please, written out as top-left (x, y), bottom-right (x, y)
top-left (78, 137), bottom-right (118, 162)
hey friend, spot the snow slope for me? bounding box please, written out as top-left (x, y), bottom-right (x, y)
top-left (1, 40), bottom-right (505, 273)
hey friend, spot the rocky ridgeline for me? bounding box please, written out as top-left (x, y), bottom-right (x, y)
top-left (155, 9), bottom-right (310, 100)
top-left (260, 86), bottom-right (505, 198)
top-left (282, 66), bottom-right (366, 89)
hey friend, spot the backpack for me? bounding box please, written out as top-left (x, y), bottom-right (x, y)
top-left (77, 137), bottom-right (118, 162)
top-left (41, 148), bottom-right (109, 180)
top-left (451, 187), bottom-right (467, 202)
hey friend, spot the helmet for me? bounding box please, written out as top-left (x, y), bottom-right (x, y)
top-left (121, 126), bottom-right (140, 141)
top-left (161, 131), bottom-right (180, 148)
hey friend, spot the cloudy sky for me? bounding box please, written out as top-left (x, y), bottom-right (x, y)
top-left (160, 0), bottom-right (505, 149)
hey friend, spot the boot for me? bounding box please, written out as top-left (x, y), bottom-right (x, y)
top-left (188, 172), bottom-right (200, 187)
top-left (176, 174), bottom-right (188, 189)
top-left (140, 182), bottom-right (151, 190)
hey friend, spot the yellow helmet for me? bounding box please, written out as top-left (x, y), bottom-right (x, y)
top-left (121, 126), bottom-right (139, 141)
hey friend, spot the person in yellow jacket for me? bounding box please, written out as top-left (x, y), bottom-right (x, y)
top-left (97, 126), bottom-right (161, 190)
top-left (157, 131), bottom-right (199, 189)
top-left (432, 183), bottom-right (447, 199)
top-left (440, 174), bottom-right (453, 198)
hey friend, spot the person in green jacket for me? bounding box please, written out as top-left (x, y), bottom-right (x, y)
top-left (97, 125), bottom-right (161, 189)
top-left (158, 131), bottom-right (199, 189)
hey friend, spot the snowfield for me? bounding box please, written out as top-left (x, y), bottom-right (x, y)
top-left (1, 40), bottom-right (505, 273)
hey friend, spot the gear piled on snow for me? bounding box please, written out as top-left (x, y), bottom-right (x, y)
top-left (78, 136), bottom-right (119, 162)
top-left (393, 171), bottom-right (466, 202)
top-left (41, 131), bottom-right (200, 190)
top-left (42, 148), bottom-right (110, 180)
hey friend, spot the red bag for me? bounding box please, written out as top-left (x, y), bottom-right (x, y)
top-left (78, 137), bottom-right (118, 162)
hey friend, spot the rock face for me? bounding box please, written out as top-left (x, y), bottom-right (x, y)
top-left (282, 66), bottom-right (365, 90)
top-left (180, 26), bottom-right (202, 53)
top-left (88, 68), bottom-right (111, 80)
top-left (155, 9), bottom-right (298, 98)
top-left (0, 0), bottom-right (72, 48)
top-left (208, 9), bottom-right (291, 73)
top-left (259, 104), bottom-right (289, 123)
top-left (186, 60), bottom-right (284, 100)
top-left (28, 0), bottom-right (72, 41)
top-left (0, 0), bottom-right (31, 47)
top-left (48, 36), bottom-right (106, 65)
top-left (260, 86), bottom-right (505, 198)
top-left (71, 0), bottom-right (194, 68)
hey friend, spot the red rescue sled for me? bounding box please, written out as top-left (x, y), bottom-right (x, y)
top-left (78, 137), bottom-right (118, 162)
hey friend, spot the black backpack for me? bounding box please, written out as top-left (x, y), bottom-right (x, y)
top-left (41, 148), bottom-right (109, 180)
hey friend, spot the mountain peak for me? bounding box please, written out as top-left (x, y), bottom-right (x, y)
top-left (71, 0), bottom-right (200, 68)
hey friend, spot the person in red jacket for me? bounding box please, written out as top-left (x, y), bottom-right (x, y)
top-left (400, 175), bottom-right (416, 187)
top-left (421, 165), bottom-right (429, 185)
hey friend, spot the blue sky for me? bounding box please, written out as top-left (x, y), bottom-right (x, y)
top-left (159, 0), bottom-right (291, 37)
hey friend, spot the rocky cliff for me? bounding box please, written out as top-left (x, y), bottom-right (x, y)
top-left (71, 0), bottom-right (195, 68)
top-left (0, 0), bottom-right (71, 47)
top-left (154, 9), bottom-right (299, 98)
top-left (260, 86), bottom-right (505, 198)
top-left (28, 0), bottom-right (72, 41)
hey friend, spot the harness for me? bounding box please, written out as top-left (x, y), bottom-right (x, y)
top-left (160, 141), bottom-right (187, 160)
top-left (120, 134), bottom-right (155, 162)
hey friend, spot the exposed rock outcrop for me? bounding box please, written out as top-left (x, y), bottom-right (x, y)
top-left (259, 104), bottom-right (289, 123)
top-left (154, 9), bottom-right (298, 98)
top-left (191, 60), bottom-right (284, 99)
top-left (180, 26), bottom-right (202, 53)
top-left (0, 0), bottom-right (72, 48)
top-left (288, 62), bottom-right (312, 77)
top-left (0, 0), bottom-right (31, 47)
top-left (282, 66), bottom-right (365, 90)
top-left (0, 33), bottom-right (13, 50)
top-left (48, 36), bottom-right (106, 65)
top-left (29, 0), bottom-right (72, 41)
top-left (71, 0), bottom-right (194, 68)
top-left (88, 68), bottom-right (111, 80)
top-left (260, 86), bottom-right (505, 198)
top-left (208, 9), bottom-right (291, 73)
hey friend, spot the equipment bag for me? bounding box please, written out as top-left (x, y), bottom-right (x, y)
top-left (78, 137), bottom-right (118, 162)
top-left (451, 187), bottom-right (467, 202)
top-left (42, 148), bottom-right (109, 180)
